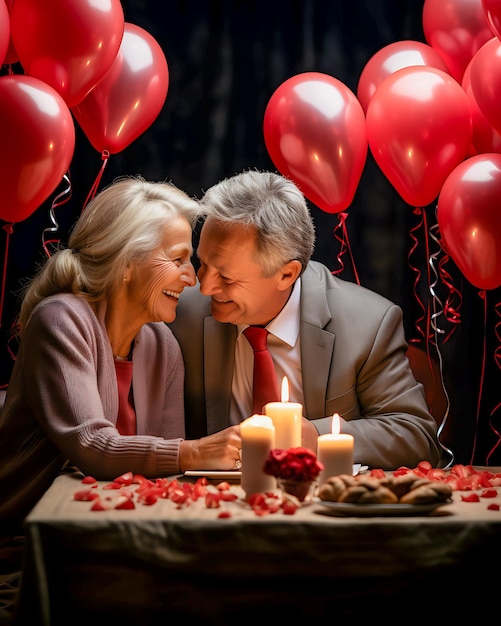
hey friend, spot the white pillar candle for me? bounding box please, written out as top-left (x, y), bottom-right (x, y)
top-left (317, 413), bottom-right (354, 484)
top-left (264, 377), bottom-right (302, 450)
top-left (240, 414), bottom-right (277, 498)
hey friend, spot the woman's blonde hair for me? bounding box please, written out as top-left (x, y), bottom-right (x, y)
top-left (16, 176), bottom-right (200, 334)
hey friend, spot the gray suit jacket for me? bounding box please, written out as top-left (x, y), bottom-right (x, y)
top-left (169, 261), bottom-right (441, 469)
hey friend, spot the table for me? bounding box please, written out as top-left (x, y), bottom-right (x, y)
top-left (15, 467), bottom-right (501, 625)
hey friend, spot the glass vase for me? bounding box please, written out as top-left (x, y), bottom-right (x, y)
top-left (277, 478), bottom-right (316, 504)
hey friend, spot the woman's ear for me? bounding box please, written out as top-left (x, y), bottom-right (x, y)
top-left (277, 259), bottom-right (302, 290)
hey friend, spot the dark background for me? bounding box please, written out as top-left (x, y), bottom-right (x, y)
top-left (1, 0), bottom-right (499, 464)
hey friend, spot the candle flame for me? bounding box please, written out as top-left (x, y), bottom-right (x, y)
top-left (331, 413), bottom-right (341, 434)
top-left (281, 376), bottom-right (289, 402)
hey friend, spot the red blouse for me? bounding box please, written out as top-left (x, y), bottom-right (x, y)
top-left (114, 360), bottom-right (136, 435)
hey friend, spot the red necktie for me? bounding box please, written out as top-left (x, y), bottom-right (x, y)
top-left (243, 326), bottom-right (280, 414)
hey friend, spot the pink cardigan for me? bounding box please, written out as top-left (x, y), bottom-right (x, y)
top-left (0, 294), bottom-right (186, 527)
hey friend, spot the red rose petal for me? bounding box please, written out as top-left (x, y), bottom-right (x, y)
top-left (205, 492), bottom-right (221, 508)
top-left (114, 471), bottom-right (134, 485)
top-left (461, 493), bottom-right (480, 502)
top-left (73, 489), bottom-right (100, 501)
top-left (220, 491), bottom-right (238, 501)
top-left (480, 489), bottom-right (498, 498)
top-left (115, 497), bottom-right (135, 510)
top-left (90, 499), bottom-right (108, 511)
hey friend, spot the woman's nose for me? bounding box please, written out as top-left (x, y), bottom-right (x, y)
top-left (181, 264), bottom-right (197, 286)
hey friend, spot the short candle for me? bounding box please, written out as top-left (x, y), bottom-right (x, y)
top-left (317, 413), bottom-right (354, 483)
top-left (240, 414), bottom-right (277, 497)
top-left (264, 377), bottom-right (302, 449)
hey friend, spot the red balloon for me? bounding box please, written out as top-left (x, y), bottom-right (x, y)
top-left (72, 23), bottom-right (169, 155)
top-left (10, 0), bottom-right (124, 107)
top-left (482, 0), bottom-right (501, 40)
top-left (0, 75), bottom-right (75, 223)
top-left (2, 0), bottom-right (18, 64)
top-left (366, 66), bottom-right (472, 207)
top-left (437, 154), bottom-right (501, 290)
top-left (357, 40), bottom-right (449, 113)
top-left (462, 57), bottom-right (501, 153)
top-left (469, 37), bottom-right (501, 135)
top-left (263, 72), bottom-right (367, 214)
top-left (0, 0), bottom-right (9, 65)
top-left (423, 0), bottom-right (494, 82)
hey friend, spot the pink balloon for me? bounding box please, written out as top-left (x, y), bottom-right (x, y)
top-left (423, 0), bottom-right (494, 82)
top-left (0, 0), bottom-right (9, 65)
top-left (10, 0), bottom-right (124, 107)
top-left (0, 75), bottom-right (75, 223)
top-left (482, 0), bottom-right (501, 40)
top-left (366, 66), bottom-right (472, 207)
top-left (462, 57), bottom-right (501, 153)
top-left (357, 40), bottom-right (449, 113)
top-left (469, 37), bottom-right (501, 135)
top-left (263, 72), bottom-right (367, 214)
top-left (72, 23), bottom-right (169, 154)
top-left (437, 153), bottom-right (501, 290)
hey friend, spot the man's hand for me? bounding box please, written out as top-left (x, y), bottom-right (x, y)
top-left (301, 417), bottom-right (319, 454)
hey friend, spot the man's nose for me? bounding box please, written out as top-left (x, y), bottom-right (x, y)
top-left (198, 267), bottom-right (218, 295)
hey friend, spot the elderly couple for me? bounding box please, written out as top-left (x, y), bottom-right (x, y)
top-left (0, 169), bottom-right (441, 532)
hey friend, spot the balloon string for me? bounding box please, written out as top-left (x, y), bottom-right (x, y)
top-left (330, 212), bottom-right (360, 284)
top-left (428, 223), bottom-right (446, 341)
top-left (0, 223), bottom-right (14, 328)
top-left (434, 346), bottom-right (454, 469)
top-left (421, 207), bottom-right (434, 346)
top-left (419, 209), bottom-right (454, 466)
top-left (42, 173), bottom-right (73, 258)
top-left (433, 202), bottom-right (462, 342)
top-left (437, 253), bottom-right (462, 341)
top-left (83, 151), bottom-right (110, 210)
top-left (470, 289), bottom-right (488, 464)
top-left (408, 207), bottom-right (426, 343)
top-left (486, 299), bottom-right (501, 464)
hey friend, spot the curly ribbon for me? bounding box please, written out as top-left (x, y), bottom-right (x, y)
top-left (469, 290), bottom-right (488, 465)
top-left (408, 206), bottom-right (456, 466)
top-left (0, 222), bottom-right (14, 328)
top-left (408, 207), bottom-right (427, 343)
top-left (436, 253), bottom-right (462, 341)
top-left (42, 173), bottom-right (73, 258)
top-left (82, 150), bottom-right (110, 210)
top-left (432, 344), bottom-right (454, 469)
top-left (428, 223), bottom-right (447, 340)
top-left (487, 297), bottom-right (501, 464)
top-left (330, 212), bottom-right (360, 285)
top-left (433, 201), bottom-right (462, 342)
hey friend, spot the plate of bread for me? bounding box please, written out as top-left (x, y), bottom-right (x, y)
top-left (314, 472), bottom-right (452, 516)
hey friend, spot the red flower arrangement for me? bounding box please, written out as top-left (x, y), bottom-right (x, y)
top-left (263, 447), bottom-right (324, 482)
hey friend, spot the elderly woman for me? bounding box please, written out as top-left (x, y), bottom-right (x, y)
top-left (0, 176), bottom-right (242, 534)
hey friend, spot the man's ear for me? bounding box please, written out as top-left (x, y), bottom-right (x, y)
top-left (277, 259), bottom-right (302, 290)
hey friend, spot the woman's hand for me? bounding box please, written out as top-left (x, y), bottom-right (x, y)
top-left (179, 425), bottom-right (242, 471)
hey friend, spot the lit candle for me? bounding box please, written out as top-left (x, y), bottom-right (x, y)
top-left (317, 413), bottom-right (354, 484)
top-left (264, 377), bottom-right (302, 449)
top-left (240, 414), bottom-right (277, 498)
